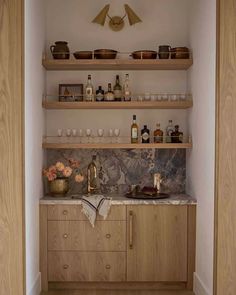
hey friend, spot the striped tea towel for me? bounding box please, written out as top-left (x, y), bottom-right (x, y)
top-left (81, 195), bottom-right (112, 227)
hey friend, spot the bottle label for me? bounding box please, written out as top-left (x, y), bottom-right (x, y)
top-left (142, 132), bottom-right (149, 141)
top-left (96, 93), bottom-right (104, 101)
top-left (132, 128), bottom-right (138, 139)
top-left (114, 89), bottom-right (122, 99)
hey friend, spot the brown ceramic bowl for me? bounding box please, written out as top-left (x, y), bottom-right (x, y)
top-left (94, 49), bottom-right (117, 59)
top-left (171, 47), bottom-right (190, 59)
top-left (131, 50), bottom-right (157, 59)
top-left (73, 51), bottom-right (93, 59)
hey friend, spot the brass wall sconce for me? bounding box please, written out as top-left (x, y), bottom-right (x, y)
top-left (92, 4), bottom-right (142, 32)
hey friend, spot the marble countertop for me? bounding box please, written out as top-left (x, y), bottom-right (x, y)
top-left (40, 193), bottom-right (197, 205)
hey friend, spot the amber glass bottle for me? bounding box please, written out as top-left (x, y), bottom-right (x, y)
top-left (131, 115), bottom-right (139, 143)
top-left (154, 123), bottom-right (164, 143)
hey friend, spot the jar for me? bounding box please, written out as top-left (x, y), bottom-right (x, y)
top-left (50, 41), bottom-right (70, 59)
top-left (158, 45), bottom-right (171, 59)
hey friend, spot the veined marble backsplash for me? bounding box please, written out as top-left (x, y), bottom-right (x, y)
top-left (45, 149), bottom-right (186, 195)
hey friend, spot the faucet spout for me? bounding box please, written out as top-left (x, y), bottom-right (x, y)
top-left (87, 155), bottom-right (99, 194)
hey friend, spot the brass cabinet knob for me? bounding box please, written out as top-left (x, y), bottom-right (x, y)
top-left (106, 234), bottom-right (111, 239)
top-left (63, 210), bottom-right (68, 215)
top-left (63, 264), bottom-right (69, 269)
top-left (63, 234), bottom-right (68, 239)
top-left (105, 264), bottom-right (111, 269)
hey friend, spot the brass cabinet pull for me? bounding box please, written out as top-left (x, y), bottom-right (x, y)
top-left (106, 234), bottom-right (111, 239)
top-left (63, 210), bottom-right (68, 215)
top-left (63, 264), bottom-right (69, 269)
top-left (129, 210), bottom-right (133, 249)
top-left (105, 264), bottom-right (111, 269)
top-left (63, 233), bottom-right (68, 239)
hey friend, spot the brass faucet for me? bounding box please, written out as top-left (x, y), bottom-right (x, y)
top-left (87, 155), bottom-right (98, 194)
top-left (154, 173), bottom-right (163, 193)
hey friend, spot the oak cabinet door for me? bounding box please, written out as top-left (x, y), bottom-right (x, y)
top-left (127, 205), bottom-right (188, 281)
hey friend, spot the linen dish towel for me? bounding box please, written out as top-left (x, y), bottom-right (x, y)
top-left (81, 195), bottom-right (112, 227)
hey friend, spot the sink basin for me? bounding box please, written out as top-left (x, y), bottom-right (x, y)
top-left (71, 194), bottom-right (83, 199)
top-left (125, 192), bottom-right (169, 200)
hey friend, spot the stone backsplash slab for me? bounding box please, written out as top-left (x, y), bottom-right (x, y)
top-left (45, 149), bottom-right (186, 195)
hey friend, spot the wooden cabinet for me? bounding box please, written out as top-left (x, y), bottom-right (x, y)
top-left (48, 251), bottom-right (126, 282)
top-left (127, 205), bottom-right (188, 282)
top-left (40, 203), bottom-right (196, 292)
top-left (48, 220), bottom-right (126, 251)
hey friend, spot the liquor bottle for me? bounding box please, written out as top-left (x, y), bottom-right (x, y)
top-left (154, 123), bottom-right (164, 143)
top-left (131, 115), bottom-right (139, 143)
top-left (166, 120), bottom-right (174, 143)
top-left (114, 75), bottom-right (122, 101)
top-left (85, 75), bottom-right (94, 101)
top-left (87, 155), bottom-right (98, 194)
top-left (141, 125), bottom-right (150, 143)
top-left (123, 74), bottom-right (131, 101)
top-left (96, 86), bottom-right (104, 102)
top-left (171, 125), bottom-right (183, 143)
top-left (104, 83), bottom-right (115, 101)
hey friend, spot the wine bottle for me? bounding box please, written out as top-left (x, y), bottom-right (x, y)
top-left (114, 75), bottom-right (122, 101)
top-left (131, 115), bottom-right (139, 143)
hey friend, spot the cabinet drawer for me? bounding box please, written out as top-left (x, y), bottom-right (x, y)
top-left (47, 205), bottom-right (126, 221)
top-left (48, 220), bottom-right (126, 251)
top-left (48, 251), bottom-right (126, 282)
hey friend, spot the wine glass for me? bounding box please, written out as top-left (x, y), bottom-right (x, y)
top-left (108, 129), bottom-right (113, 143)
top-left (78, 129), bottom-right (83, 143)
top-left (57, 129), bottom-right (63, 137)
top-left (97, 129), bottom-right (104, 143)
top-left (66, 129), bottom-right (72, 137)
top-left (86, 129), bottom-right (92, 143)
top-left (114, 128), bottom-right (120, 143)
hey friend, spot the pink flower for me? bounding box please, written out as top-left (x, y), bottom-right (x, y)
top-left (47, 171), bottom-right (57, 181)
top-left (68, 158), bottom-right (80, 168)
top-left (56, 162), bottom-right (65, 172)
top-left (48, 165), bottom-right (57, 174)
top-left (75, 174), bottom-right (84, 183)
top-left (63, 166), bottom-right (72, 178)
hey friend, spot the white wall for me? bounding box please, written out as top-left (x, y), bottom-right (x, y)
top-left (45, 0), bottom-right (190, 138)
top-left (25, 0), bottom-right (45, 294)
top-left (187, 1), bottom-right (216, 294)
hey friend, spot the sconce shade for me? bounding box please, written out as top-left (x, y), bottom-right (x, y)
top-left (124, 4), bottom-right (142, 26)
top-left (92, 4), bottom-right (110, 26)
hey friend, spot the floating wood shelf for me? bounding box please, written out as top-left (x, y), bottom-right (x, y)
top-left (42, 58), bottom-right (193, 71)
top-left (42, 142), bottom-right (192, 150)
top-left (43, 100), bottom-right (193, 110)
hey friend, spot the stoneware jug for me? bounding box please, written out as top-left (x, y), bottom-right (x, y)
top-left (50, 41), bottom-right (70, 59)
top-left (158, 45), bottom-right (171, 59)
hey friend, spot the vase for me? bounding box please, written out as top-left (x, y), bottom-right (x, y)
top-left (49, 178), bottom-right (69, 196)
top-left (50, 41), bottom-right (70, 60)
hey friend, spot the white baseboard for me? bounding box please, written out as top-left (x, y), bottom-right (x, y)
top-left (193, 272), bottom-right (211, 295)
top-left (28, 272), bottom-right (41, 295)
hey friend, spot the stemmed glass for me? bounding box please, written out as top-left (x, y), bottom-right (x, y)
top-left (108, 129), bottom-right (113, 143)
top-left (97, 129), bottom-right (104, 143)
top-left (86, 129), bottom-right (92, 143)
top-left (114, 128), bottom-right (120, 143)
top-left (78, 129), bottom-right (83, 143)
